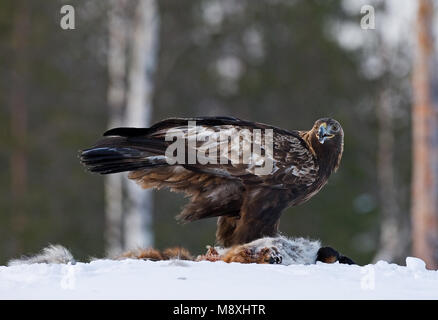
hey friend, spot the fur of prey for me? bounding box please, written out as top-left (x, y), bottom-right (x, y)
top-left (8, 245), bottom-right (76, 266)
top-left (7, 236), bottom-right (352, 266)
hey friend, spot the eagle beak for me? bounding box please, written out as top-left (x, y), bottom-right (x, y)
top-left (318, 123), bottom-right (327, 144)
top-left (317, 123), bottom-right (334, 144)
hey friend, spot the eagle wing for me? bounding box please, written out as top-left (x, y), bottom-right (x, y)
top-left (82, 117), bottom-right (319, 222)
top-left (120, 117), bottom-right (319, 188)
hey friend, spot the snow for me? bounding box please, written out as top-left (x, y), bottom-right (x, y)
top-left (1, 258), bottom-right (438, 300)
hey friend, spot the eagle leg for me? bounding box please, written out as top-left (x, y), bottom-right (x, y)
top-left (216, 188), bottom-right (288, 247)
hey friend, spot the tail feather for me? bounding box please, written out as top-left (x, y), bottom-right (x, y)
top-left (80, 134), bottom-right (169, 174)
top-left (80, 118), bottom-right (245, 175)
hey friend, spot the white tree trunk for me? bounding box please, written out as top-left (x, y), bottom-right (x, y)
top-left (105, 0), bottom-right (128, 256)
top-left (124, 0), bottom-right (159, 249)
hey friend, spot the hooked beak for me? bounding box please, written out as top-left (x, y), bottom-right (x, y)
top-left (317, 123), bottom-right (334, 144)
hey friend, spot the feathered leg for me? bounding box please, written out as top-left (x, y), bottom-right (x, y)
top-left (217, 188), bottom-right (288, 247)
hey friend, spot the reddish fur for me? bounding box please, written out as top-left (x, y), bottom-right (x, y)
top-left (162, 247), bottom-right (193, 260)
top-left (117, 245), bottom-right (281, 264)
top-left (119, 248), bottom-right (163, 261)
top-left (196, 246), bottom-right (221, 262)
top-left (221, 246), bottom-right (273, 264)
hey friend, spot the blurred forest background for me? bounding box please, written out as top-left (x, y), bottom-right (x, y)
top-left (1, 0), bottom-right (436, 267)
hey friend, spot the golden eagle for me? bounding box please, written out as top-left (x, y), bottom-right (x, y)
top-left (80, 117), bottom-right (344, 247)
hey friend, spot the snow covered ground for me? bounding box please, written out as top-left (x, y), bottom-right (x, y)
top-left (1, 257), bottom-right (437, 299)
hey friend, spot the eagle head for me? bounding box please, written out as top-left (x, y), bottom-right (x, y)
top-left (313, 118), bottom-right (343, 145)
top-left (310, 118), bottom-right (344, 172)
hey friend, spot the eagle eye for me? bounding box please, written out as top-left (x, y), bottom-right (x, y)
top-left (331, 124), bottom-right (340, 133)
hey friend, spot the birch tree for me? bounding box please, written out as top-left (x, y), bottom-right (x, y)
top-left (106, 0), bottom-right (128, 256)
top-left (106, 0), bottom-right (159, 254)
top-left (124, 0), bottom-right (159, 249)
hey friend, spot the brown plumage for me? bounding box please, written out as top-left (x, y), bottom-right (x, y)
top-left (80, 116), bottom-right (344, 247)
